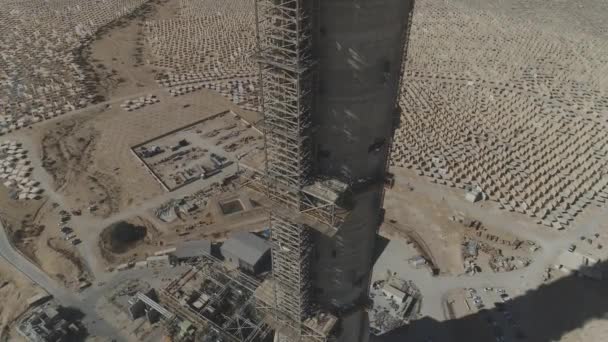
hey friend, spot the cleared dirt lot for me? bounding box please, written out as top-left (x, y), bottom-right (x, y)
top-left (383, 168), bottom-right (467, 275)
top-left (30, 89), bottom-right (259, 217)
top-left (383, 167), bottom-right (554, 276)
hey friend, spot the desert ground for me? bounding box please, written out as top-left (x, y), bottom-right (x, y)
top-left (1, 0), bottom-right (264, 336)
top-left (1, 0), bottom-right (607, 340)
top-left (379, 0), bottom-right (608, 340)
top-left (30, 88), bottom-right (256, 215)
top-left (1, 85), bottom-right (264, 278)
top-left (0, 259), bottom-right (39, 341)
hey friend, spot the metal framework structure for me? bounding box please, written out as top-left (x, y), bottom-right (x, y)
top-left (252, 0), bottom-right (339, 341)
top-left (255, 0), bottom-right (315, 191)
top-left (136, 292), bottom-right (175, 320)
top-left (238, 164), bottom-right (348, 234)
top-left (244, 0), bottom-right (414, 341)
top-left (161, 257), bottom-right (272, 342)
top-left (268, 214), bottom-right (314, 337)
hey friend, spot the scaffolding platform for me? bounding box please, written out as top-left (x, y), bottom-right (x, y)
top-left (254, 279), bottom-right (338, 342)
top-left (238, 161), bottom-right (350, 237)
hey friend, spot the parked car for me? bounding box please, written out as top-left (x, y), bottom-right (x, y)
top-left (71, 238), bottom-right (82, 245)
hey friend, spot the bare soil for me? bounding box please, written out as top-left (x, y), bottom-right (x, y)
top-left (32, 87), bottom-right (255, 216)
top-left (0, 148), bottom-right (86, 289)
top-left (80, 0), bottom-right (176, 101)
top-left (0, 186), bottom-right (45, 253)
top-left (0, 260), bottom-right (39, 340)
top-left (383, 170), bottom-right (466, 275)
top-left (39, 112), bottom-right (121, 218)
top-left (32, 204), bottom-right (86, 288)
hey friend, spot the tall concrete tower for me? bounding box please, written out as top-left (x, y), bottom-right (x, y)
top-left (246, 0), bottom-right (414, 341)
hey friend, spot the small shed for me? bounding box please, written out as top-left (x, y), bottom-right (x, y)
top-left (220, 232), bottom-right (270, 275)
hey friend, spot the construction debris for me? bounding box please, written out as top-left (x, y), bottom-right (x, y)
top-left (369, 276), bottom-right (421, 336)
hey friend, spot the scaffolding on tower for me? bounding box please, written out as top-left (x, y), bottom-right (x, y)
top-left (249, 0), bottom-right (342, 341)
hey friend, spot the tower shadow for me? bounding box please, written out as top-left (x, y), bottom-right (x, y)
top-left (372, 261), bottom-right (608, 342)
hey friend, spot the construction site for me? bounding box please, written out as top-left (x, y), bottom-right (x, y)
top-left (160, 257), bottom-right (271, 342)
top-left (1, 0), bottom-right (608, 341)
top-left (131, 110), bottom-right (262, 191)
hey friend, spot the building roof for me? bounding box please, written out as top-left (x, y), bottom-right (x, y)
top-left (43, 306), bottom-right (59, 320)
top-left (382, 285), bottom-right (407, 303)
top-left (147, 255), bottom-right (170, 262)
top-left (174, 239), bottom-right (212, 259)
top-left (221, 232), bottom-right (270, 266)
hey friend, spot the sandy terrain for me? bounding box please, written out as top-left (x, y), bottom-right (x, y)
top-left (12, 196), bottom-right (87, 288)
top-left (94, 194), bottom-right (267, 269)
top-left (0, 0), bottom-right (266, 309)
top-left (383, 167), bottom-right (558, 276)
top-left (0, 260), bottom-right (39, 340)
top-left (85, 0), bottom-right (177, 100)
top-left (0, 186), bottom-right (44, 249)
top-left (0, 143), bottom-right (84, 290)
top-left (0, 0), bottom-right (150, 130)
top-left (383, 169), bottom-right (467, 275)
top-left (2, 0), bottom-right (606, 340)
top-left (28, 89), bottom-right (258, 217)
